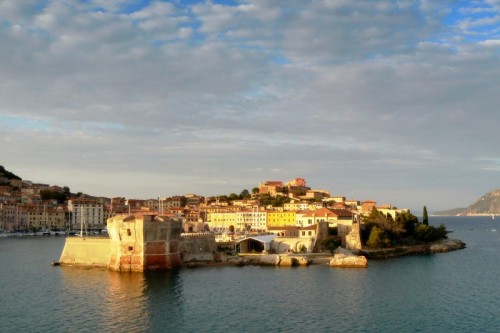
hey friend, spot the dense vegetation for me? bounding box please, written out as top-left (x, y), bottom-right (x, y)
top-left (209, 188), bottom-right (292, 207)
top-left (40, 186), bottom-right (71, 203)
top-left (0, 165), bottom-right (21, 180)
top-left (363, 208), bottom-right (448, 249)
top-left (258, 194), bottom-right (291, 207)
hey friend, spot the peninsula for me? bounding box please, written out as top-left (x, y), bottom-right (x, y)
top-left (0, 166), bottom-right (465, 269)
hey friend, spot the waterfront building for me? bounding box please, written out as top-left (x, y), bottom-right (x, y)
top-left (22, 204), bottom-right (66, 230)
top-left (296, 207), bottom-right (353, 228)
top-left (236, 209), bottom-right (267, 232)
top-left (0, 203), bottom-right (19, 231)
top-left (207, 212), bottom-right (237, 232)
top-left (68, 199), bottom-right (105, 230)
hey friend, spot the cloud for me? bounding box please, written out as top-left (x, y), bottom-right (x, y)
top-left (0, 0), bottom-right (499, 210)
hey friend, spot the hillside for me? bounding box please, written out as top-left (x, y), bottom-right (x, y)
top-left (0, 165), bottom-right (22, 181)
top-left (434, 189), bottom-right (500, 216)
top-left (432, 207), bottom-right (467, 216)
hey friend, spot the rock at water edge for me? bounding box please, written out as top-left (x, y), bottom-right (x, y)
top-left (330, 253), bottom-right (368, 268)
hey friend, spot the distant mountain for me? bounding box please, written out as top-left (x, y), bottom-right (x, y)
top-left (433, 189), bottom-right (500, 216)
top-left (432, 207), bottom-right (467, 216)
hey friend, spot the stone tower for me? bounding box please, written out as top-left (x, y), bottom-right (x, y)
top-left (107, 213), bottom-right (183, 272)
top-left (345, 214), bottom-right (362, 251)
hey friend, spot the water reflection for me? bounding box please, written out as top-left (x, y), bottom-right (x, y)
top-left (142, 270), bottom-right (185, 332)
top-left (58, 267), bottom-right (184, 332)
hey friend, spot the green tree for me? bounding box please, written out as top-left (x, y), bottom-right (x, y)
top-left (40, 190), bottom-right (67, 203)
top-left (366, 226), bottom-right (391, 248)
top-left (423, 206), bottom-right (429, 226)
top-left (395, 210), bottom-right (418, 236)
top-left (63, 186), bottom-right (71, 197)
top-left (239, 189), bottom-right (251, 199)
top-left (252, 187), bottom-right (259, 195)
top-left (322, 237), bottom-right (341, 254)
top-left (414, 223), bottom-right (447, 242)
top-left (0, 165), bottom-right (22, 180)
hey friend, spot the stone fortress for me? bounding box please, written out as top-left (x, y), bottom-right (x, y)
top-left (59, 211), bottom-right (365, 271)
top-left (59, 213), bottom-right (217, 272)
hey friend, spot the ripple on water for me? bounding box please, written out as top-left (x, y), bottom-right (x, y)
top-left (2, 218), bottom-right (500, 332)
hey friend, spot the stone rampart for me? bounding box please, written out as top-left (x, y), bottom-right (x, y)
top-left (59, 237), bottom-right (111, 267)
top-left (181, 233), bottom-right (217, 262)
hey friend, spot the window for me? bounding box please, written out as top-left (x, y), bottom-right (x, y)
top-left (127, 229), bottom-right (132, 236)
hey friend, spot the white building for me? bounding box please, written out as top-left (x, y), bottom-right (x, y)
top-left (68, 199), bottom-right (105, 230)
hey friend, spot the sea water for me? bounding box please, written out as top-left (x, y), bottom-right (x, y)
top-left (1, 216), bottom-right (499, 332)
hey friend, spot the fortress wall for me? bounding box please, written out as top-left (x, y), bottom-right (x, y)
top-left (181, 234), bottom-right (217, 262)
top-left (59, 237), bottom-right (111, 267)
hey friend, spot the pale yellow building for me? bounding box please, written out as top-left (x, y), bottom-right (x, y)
top-left (207, 212), bottom-right (237, 232)
top-left (283, 201), bottom-right (310, 211)
top-left (236, 210), bottom-right (267, 231)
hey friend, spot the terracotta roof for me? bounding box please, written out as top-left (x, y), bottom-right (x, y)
top-left (301, 225), bottom-right (317, 230)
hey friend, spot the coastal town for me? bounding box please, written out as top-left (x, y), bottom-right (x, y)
top-left (1, 169), bottom-right (401, 241)
top-left (1, 166), bottom-right (465, 270)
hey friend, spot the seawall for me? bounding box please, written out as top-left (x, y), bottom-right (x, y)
top-left (59, 237), bottom-right (111, 267)
top-left (181, 233), bottom-right (218, 262)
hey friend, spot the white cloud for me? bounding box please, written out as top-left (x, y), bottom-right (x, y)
top-left (0, 0), bottom-right (499, 210)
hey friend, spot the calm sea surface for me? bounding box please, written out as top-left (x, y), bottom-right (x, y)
top-left (1, 216), bottom-right (500, 332)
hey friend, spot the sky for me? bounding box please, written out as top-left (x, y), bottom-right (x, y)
top-left (0, 0), bottom-right (499, 212)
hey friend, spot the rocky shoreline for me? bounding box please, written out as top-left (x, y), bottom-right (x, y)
top-left (359, 238), bottom-right (466, 260)
top-left (183, 238), bottom-right (466, 269)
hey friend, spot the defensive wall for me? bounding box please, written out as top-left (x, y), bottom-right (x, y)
top-left (181, 232), bottom-right (218, 262)
top-left (59, 214), bottom-right (217, 271)
top-left (59, 237), bottom-right (110, 267)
